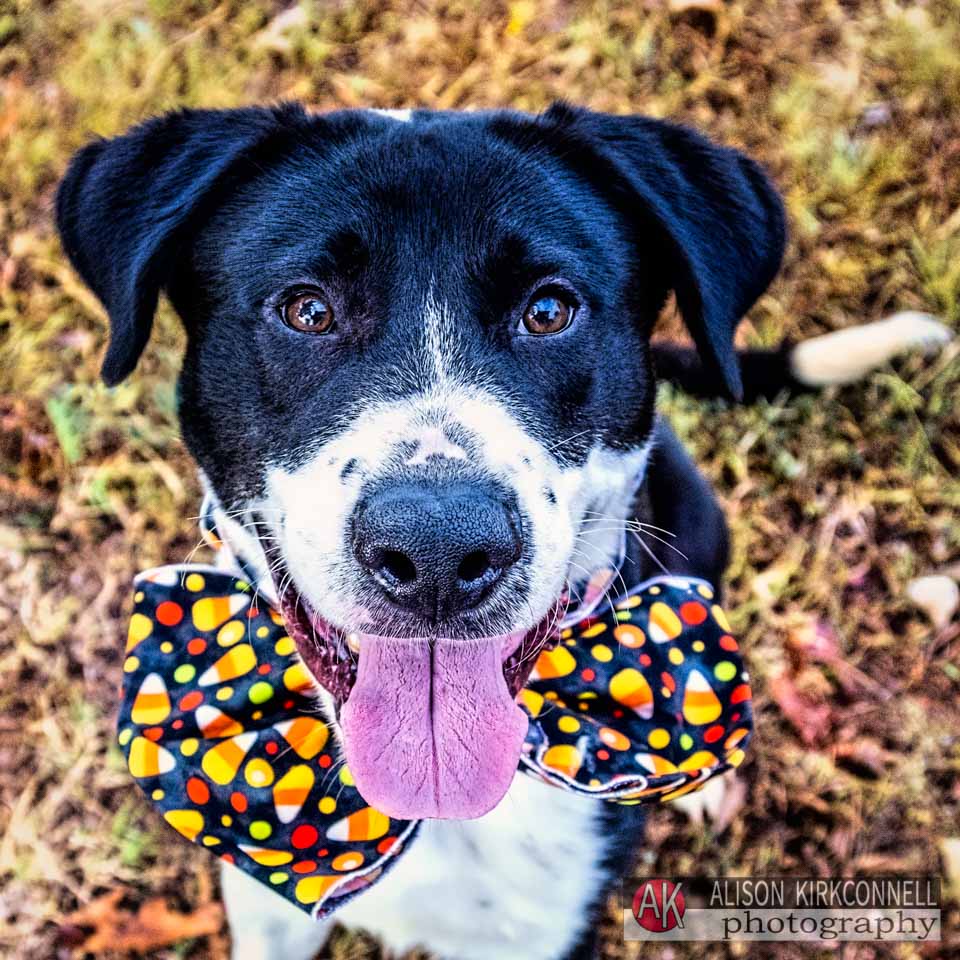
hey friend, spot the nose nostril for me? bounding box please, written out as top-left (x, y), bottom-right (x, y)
top-left (457, 550), bottom-right (493, 584)
top-left (380, 549), bottom-right (417, 584)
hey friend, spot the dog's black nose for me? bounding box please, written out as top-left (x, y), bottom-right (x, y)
top-left (352, 481), bottom-right (522, 621)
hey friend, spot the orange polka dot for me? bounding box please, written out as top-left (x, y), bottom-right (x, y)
top-left (639, 654), bottom-right (652, 667)
top-left (704, 725), bottom-right (725, 744)
top-left (187, 777), bottom-right (211, 804)
top-left (156, 601), bottom-right (183, 626)
top-left (719, 634), bottom-right (739, 651)
top-left (187, 638), bottom-right (207, 655)
top-left (660, 672), bottom-right (676, 693)
top-left (143, 726), bottom-right (163, 741)
top-left (731, 683), bottom-right (751, 704)
top-left (220, 853), bottom-right (235, 865)
top-left (230, 791), bottom-right (248, 813)
top-left (257, 663), bottom-right (271, 675)
top-left (581, 668), bottom-right (596, 682)
top-left (597, 749), bottom-right (610, 760)
top-left (179, 691), bottom-right (203, 711)
top-left (172, 719), bottom-right (184, 730)
top-left (679, 601), bottom-right (707, 625)
top-left (292, 860), bottom-right (317, 874)
top-left (376, 837), bottom-right (396, 855)
top-left (318, 755), bottom-right (332, 768)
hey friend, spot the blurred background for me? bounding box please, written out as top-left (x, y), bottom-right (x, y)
top-left (1, 1), bottom-right (959, 957)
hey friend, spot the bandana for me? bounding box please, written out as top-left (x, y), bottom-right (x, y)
top-left (118, 549), bottom-right (752, 919)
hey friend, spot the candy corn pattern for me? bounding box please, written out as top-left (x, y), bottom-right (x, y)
top-left (119, 562), bottom-right (751, 920)
top-left (521, 576), bottom-right (753, 801)
top-left (119, 567), bottom-right (419, 920)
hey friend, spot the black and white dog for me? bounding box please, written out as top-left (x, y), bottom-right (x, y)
top-left (56, 103), bottom-right (949, 960)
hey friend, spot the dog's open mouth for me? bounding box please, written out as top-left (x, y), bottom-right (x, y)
top-left (276, 575), bottom-right (562, 820)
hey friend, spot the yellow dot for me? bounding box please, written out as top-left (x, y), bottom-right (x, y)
top-left (123, 656), bottom-right (140, 673)
top-left (217, 620), bottom-right (245, 647)
top-left (545, 691), bottom-right (559, 701)
top-left (697, 583), bottom-right (715, 600)
top-left (692, 640), bottom-right (705, 652)
top-left (180, 738), bottom-right (199, 757)
top-left (274, 636), bottom-right (295, 656)
top-left (591, 644), bottom-right (613, 663)
top-left (712, 604), bottom-right (732, 631)
top-left (151, 788), bottom-right (164, 801)
top-left (319, 796), bottom-right (336, 814)
top-left (185, 573), bottom-right (206, 592)
top-left (661, 687), bottom-right (671, 698)
top-left (668, 647), bottom-right (684, 665)
top-left (339, 767), bottom-right (354, 787)
top-left (257, 626), bottom-right (269, 638)
top-left (134, 591), bottom-right (145, 603)
top-left (202, 835), bottom-right (220, 846)
top-left (557, 715), bottom-right (581, 734)
top-left (117, 728), bottom-right (132, 746)
top-left (245, 758), bottom-right (275, 788)
top-left (216, 686), bottom-right (234, 701)
top-left (578, 702), bottom-right (588, 711)
top-left (160, 641), bottom-right (173, 654)
top-left (251, 710), bottom-right (263, 721)
top-left (221, 814), bottom-right (233, 827)
top-left (649, 585), bottom-right (661, 594)
top-left (648, 728), bottom-right (670, 749)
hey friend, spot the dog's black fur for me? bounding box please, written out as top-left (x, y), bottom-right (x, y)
top-left (57, 103), bottom-right (785, 502)
top-left (57, 103), bottom-right (790, 958)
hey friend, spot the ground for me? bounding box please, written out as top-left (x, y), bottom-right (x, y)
top-left (1, 0), bottom-right (959, 958)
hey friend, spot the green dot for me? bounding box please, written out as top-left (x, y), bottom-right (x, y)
top-left (269, 871), bottom-right (288, 885)
top-left (248, 681), bottom-right (274, 705)
top-left (173, 663), bottom-right (196, 684)
top-left (249, 820), bottom-right (272, 841)
top-left (713, 660), bottom-right (737, 682)
top-left (679, 733), bottom-right (694, 751)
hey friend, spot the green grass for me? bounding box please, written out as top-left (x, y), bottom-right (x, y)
top-left (1, 1), bottom-right (958, 957)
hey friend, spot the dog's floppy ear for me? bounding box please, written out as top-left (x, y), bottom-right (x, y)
top-left (544, 104), bottom-right (786, 400)
top-left (56, 104), bottom-right (306, 385)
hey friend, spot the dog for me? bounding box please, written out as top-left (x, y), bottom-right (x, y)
top-left (55, 103), bottom-right (950, 960)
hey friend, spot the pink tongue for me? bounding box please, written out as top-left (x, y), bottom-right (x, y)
top-left (339, 635), bottom-right (528, 820)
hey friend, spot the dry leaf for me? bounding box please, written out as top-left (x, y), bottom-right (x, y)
top-left (940, 838), bottom-right (960, 895)
top-left (769, 670), bottom-right (832, 746)
top-left (59, 888), bottom-right (223, 954)
top-left (906, 575), bottom-right (960, 630)
top-left (833, 738), bottom-right (890, 779)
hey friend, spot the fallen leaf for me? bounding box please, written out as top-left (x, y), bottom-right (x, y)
top-left (669, 0), bottom-right (722, 12)
top-left (833, 738), bottom-right (890, 779)
top-left (768, 670), bottom-right (832, 746)
top-left (906, 575), bottom-right (960, 630)
top-left (59, 888), bottom-right (223, 954)
top-left (941, 838), bottom-right (960, 895)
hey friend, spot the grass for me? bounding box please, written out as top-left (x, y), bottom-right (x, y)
top-left (1, 1), bottom-right (959, 957)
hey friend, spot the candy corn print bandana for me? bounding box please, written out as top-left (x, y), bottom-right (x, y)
top-left (119, 564), bottom-right (753, 918)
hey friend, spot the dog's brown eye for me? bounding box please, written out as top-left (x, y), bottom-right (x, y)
top-left (522, 292), bottom-right (574, 335)
top-left (281, 292), bottom-right (334, 333)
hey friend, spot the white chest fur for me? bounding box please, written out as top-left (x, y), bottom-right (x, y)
top-left (223, 773), bottom-right (609, 960)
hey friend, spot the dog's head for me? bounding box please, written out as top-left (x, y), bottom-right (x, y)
top-left (57, 104), bottom-right (783, 819)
